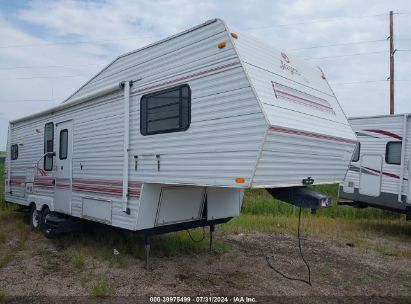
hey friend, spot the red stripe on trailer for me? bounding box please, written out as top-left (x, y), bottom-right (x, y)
top-left (275, 89), bottom-right (334, 110)
top-left (362, 166), bottom-right (407, 180)
top-left (72, 178), bottom-right (142, 187)
top-left (269, 126), bottom-right (357, 144)
top-left (34, 184), bottom-right (141, 198)
top-left (271, 81), bottom-right (335, 114)
top-left (73, 185), bottom-right (141, 198)
top-left (363, 129), bottom-right (402, 140)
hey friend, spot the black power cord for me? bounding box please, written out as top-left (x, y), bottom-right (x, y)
top-left (187, 227), bottom-right (206, 243)
top-left (266, 207), bottom-right (312, 286)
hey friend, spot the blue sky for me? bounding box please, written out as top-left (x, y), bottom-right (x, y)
top-left (0, 0), bottom-right (411, 149)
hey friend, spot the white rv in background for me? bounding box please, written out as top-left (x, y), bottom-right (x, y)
top-left (5, 19), bottom-right (357, 255)
top-left (339, 114), bottom-right (411, 219)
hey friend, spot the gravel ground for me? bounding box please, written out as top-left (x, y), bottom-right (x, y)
top-left (0, 227), bottom-right (410, 299)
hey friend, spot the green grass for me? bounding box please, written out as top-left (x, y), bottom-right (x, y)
top-left (0, 156), bottom-right (409, 261)
top-left (62, 249), bottom-right (86, 270)
top-left (242, 187), bottom-right (405, 219)
top-left (0, 162), bottom-right (4, 206)
top-left (54, 224), bottom-right (231, 267)
top-left (90, 280), bottom-right (114, 298)
top-left (0, 290), bottom-right (6, 301)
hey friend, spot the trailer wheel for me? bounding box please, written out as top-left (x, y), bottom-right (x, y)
top-left (30, 205), bottom-right (40, 230)
top-left (40, 207), bottom-right (50, 232)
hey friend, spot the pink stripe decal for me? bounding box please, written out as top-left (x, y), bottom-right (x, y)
top-left (72, 179), bottom-right (142, 187)
top-left (362, 166), bottom-right (407, 180)
top-left (271, 81), bottom-right (335, 114)
top-left (363, 129), bottom-right (402, 140)
top-left (269, 126), bottom-right (357, 144)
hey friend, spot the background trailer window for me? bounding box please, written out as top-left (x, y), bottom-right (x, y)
top-left (352, 142), bottom-right (360, 162)
top-left (140, 84), bottom-right (191, 135)
top-left (386, 141), bottom-right (402, 165)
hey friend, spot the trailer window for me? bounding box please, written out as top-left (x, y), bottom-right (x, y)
top-left (59, 129), bottom-right (68, 160)
top-left (140, 84), bottom-right (191, 135)
top-left (386, 142), bottom-right (401, 165)
top-left (352, 143), bottom-right (360, 162)
top-left (11, 144), bottom-right (18, 160)
top-left (44, 122), bottom-right (54, 171)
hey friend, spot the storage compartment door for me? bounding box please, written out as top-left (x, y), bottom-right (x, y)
top-left (155, 186), bottom-right (205, 226)
top-left (82, 197), bottom-right (112, 224)
top-left (207, 188), bottom-right (243, 220)
top-left (359, 155), bottom-right (382, 197)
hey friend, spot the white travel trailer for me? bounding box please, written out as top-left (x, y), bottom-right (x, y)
top-left (5, 19), bottom-right (357, 260)
top-left (339, 114), bottom-right (411, 220)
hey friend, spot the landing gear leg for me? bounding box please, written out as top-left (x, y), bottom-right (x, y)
top-left (144, 235), bottom-right (151, 270)
top-left (209, 224), bottom-right (215, 252)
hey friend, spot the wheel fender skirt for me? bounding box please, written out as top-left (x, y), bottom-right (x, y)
top-left (266, 187), bottom-right (331, 210)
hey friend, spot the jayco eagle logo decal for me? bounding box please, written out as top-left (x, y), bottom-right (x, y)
top-left (280, 52), bottom-right (300, 76)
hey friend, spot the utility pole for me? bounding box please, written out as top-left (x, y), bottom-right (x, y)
top-left (389, 10), bottom-right (395, 115)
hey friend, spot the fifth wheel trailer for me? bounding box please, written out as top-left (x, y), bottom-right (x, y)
top-left (5, 19), bottom-right (357, 252)
top-left (339, 114), bottom-right (411, 219)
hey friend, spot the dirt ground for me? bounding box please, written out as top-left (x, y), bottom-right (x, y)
top-left (0, 224), bottom-right (410, 300)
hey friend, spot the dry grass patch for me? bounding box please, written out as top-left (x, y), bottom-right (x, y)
top-left (90, 280), bottom-right (114, 298)
top-left (62, 248), bottom-right (86, 270)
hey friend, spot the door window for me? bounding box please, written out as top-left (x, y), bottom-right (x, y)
top-left (59, 129), bottom-right (68, 160)
top-left (44, 122), bottom-right (54, 171)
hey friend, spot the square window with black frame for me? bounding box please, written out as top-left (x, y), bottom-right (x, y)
top-left (44, 122), bottom-right (54, 170)
top-left (386, 141), bottom-right (402, 165)
top-left (140, 84), bottom-right (191, 135)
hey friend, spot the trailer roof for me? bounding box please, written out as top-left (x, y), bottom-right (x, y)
top-left (10, 19), bottom-right (219, 124)
top-left (349, 113), bottom-right (410, 120)
top-left (61, 19), bottom-right (218, 104)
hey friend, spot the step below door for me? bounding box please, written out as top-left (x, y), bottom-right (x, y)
top-left (359, 154), bottom-right (382, 197)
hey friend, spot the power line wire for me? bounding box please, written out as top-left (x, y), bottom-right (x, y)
top-left (0, 35), bottom-right (158, 49)
top-left (0, 99), bottom-right (52, 103)
top-left (331, 79), bottom-right (411, 85)
top-left (306, 50), bottom-right (386, 60)
top-left (243, 13), bottom-right (388, 31)
top-left (291, 39), bottom-right (386, 51)
top-left (15, 75), bottom-right (86, 80)
top-left (0, 63), bottom-right (101, 70)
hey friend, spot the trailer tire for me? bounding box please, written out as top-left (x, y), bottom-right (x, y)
top-left (40, 207), bottom-right (50, 232)
top-left (29, 205), bottom-right (40, 230)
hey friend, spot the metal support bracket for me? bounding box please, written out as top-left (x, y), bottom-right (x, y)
top-left (209, 224), bottom-right (215, 252)
top-left (144, 235), bottom-right (151, 270)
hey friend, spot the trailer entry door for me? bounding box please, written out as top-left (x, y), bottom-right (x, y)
top-left (359, 154), bottom-right (382, 197)
top-left (54, 121), bottom-right (73, 214)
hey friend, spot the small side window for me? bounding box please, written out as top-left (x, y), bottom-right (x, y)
top-left (59, 129), bottom-right (68, 160)
top-left (11, 144), bottom-right (18, 160)
top-left (352, 143), bottom-right (360, 162)
top-left (386, 142), bottom-right (402, 165)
